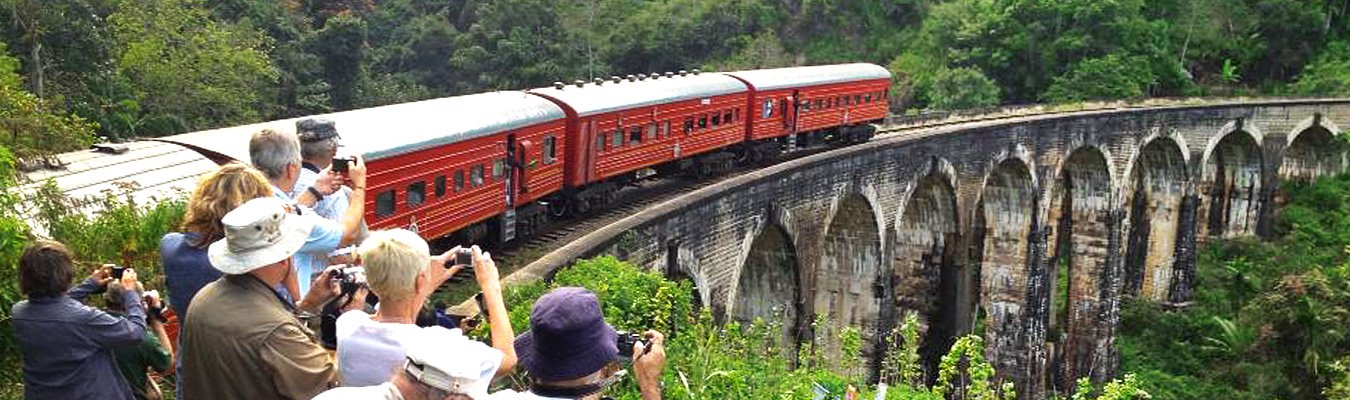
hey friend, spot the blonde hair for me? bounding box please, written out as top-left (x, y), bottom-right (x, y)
top-left (180, 162), bottom-right (273, 248)
top-left (358, 229), bottom-right (431, 301)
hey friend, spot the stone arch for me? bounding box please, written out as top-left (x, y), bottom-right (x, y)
top-left (892, 169), bottom-right (960, 374)
top-left (732, 221), bottom-right (801, 341)
top-left (1199, 125), bottom-right (1264, 238)
top-left (1123, 137), bottom-right (1189, 301)
top-left (971, 157), bottom-right (1038, 383)
top-left (814, 191), bottom-right (885, 370)
top-left (1281, 117), bottom-right (1345, 182)
top-left (1044, 145), bottom-right (1114, 394)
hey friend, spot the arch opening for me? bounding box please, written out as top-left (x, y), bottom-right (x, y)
top-left (814, 193), bottom-right (883, 373)
top-left (1282, 126), bottom-right (1345, 183)
top-left (1123, 138), bottom-right (1187, 301)
top-left (734, 224), bottom-right (800, 343)
top-left (1201, 130), bottom-right (1263, 238)
top-left (892, 173), bottom-right (959, 378)
top-left (973, 158), bottom-right (1037, 382)
top-left (1045, 147), bottom-right (1113, 394)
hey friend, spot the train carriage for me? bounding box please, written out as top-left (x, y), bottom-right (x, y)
top-left (723, 63), bottom-right (891, 158)
top-left (159, 92), bottom-right (568, 243)
top-left (528, 72), bottom-right (750, 213)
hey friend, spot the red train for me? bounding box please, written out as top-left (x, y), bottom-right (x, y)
top-left (161, 63), bottom-right (891, 245)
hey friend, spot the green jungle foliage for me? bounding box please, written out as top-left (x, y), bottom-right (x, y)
top-left (1118, 173), bottom-right (1350, 400)
top-left (496, 256), bottom-right (1146, 399)
top-left (1, 0), bottom-right (1349, 155)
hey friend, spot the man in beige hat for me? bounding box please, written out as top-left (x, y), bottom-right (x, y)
top-left (179, 197), bottom-right (359, 399)
top-left (315, 325), bottom-right (503, 400)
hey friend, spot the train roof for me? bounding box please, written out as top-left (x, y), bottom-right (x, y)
top-left (722, 63), bottom-right (892, 91)
top-left (157, 91), bottom-right (565, 162)
top-left (528, 74), bottom-right (747, 117)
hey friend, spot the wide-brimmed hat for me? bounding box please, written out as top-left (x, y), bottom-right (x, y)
top-left (513, 287), bottom-right (619, 381)
top-left (403, 326), bottom-right (501, 399)
top-left (297, 117), bottom-right (339, 142)
top-left (208, 197), bottom-right (312, 274)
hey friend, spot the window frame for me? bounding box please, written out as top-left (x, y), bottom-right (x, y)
top-left (454, 170), bottom-right (465, 192)
top-left (407, 181), bottom-right (426, 208)
top-left (543, 136), bottom-right (557, 164)
top-left (471, 165), bottom-right (485, 187)
top-left (376, 190), bottom-right (396, 217)
top-left (492, 158), bottom-right (505, 179)
top-left (435, 175), bottom-right (446, 198)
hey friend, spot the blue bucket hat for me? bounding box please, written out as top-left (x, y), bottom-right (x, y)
top-left (513, 287), bottom-right (619, 381)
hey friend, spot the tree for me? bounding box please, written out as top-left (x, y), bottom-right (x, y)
top-left (1043, 55), bottom-right (1155, 103)
top-left (926, 67), bottom-right (1000, 110)
top-left (311, 14), bottom-right (367, 110)
top-left (109, 0), bottom-right (277, 135)
top-left (1290, 41), bottom-right (1350, 96)
top-left (0, 40), bottom-right (97, 160)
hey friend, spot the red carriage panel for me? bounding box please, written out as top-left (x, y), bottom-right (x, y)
top-left (327, 92), bottom-right (566, 240)
top-left (529, 74), bottom-right (750, 187)
top-left (723, 63), bottom-right (891, 141)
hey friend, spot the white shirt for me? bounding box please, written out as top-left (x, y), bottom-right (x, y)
top-left (335, 310), bottom-right (426, 387)
top-left (294, 166), bottom-right (353, 221)
top-left (313, 382), bottom-right (404, 400)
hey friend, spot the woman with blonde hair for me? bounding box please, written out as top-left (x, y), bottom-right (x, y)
top-left (162, 162), bottom-right (274, 321)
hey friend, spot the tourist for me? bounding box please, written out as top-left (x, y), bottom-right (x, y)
top-left (293, 117), bottom-right (358, 223)
top-left (317, 325), bottom-right (502, 400)
top-left (178, 197), bottom-right (361, 399)
top-left (337, 229), bottom-right (517, 386)
top-left (104, 282), bottom-right (173, 400)
top-left (11, 241), bottom-right (147, 400)
top-left (490, 287), bottom-right (667, 400)
top-left (161, 162), bottom-right (273, 321)
top-left (249, 128), bottom-right (367, 298)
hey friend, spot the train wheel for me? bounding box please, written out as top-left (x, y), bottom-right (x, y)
top-left (570, 198), bottom-right (592, 215)
top-left (547, 199), bottom-right (569, 218)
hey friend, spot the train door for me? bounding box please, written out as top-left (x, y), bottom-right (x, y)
top-left (786, 91), bottom-right (800, 150)
top-left (581, 119), bottom-right (595, 183)
top-left (500, 134), bottom-right (517, 242)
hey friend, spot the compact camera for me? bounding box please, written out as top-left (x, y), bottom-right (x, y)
top-left (333, 265), bottom-right (367, 296)
top-left (332, 157), bottom-right (356, 173)
top-left (443, 247), bottom-right (474, 269)
top-left (109, 264), bottom-right (126, 279)
top-left (616, 330), bottom-right (652, 359)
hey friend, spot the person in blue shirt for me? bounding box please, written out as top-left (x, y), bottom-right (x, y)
top-left (249, 128), bottom-right (367, 299)
top-left (11, 240), bottom-right (147, 400)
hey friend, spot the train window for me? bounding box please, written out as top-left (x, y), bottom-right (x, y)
top-left (734, 108), bottom-right (740, 122)
top-left (802, 101), bottom-right (811, 112)
top-left (711, 113), bottom-right (721, 126)
top-left (543, 136), bottom-right (556, 164)
top-left (724, 110), bottom-right (732, 124)
top-left (630, 126), bottom-right (642, 144)
top-left (698, 115), bottom-right (708, 129)
top-left (454, 170), bottom-right (465, 192)
top-left (407, 182), bottom-right (426, 208)
top-left (471, 165), bottom-right (484, 187)
top-left (596, 133), bottom-right (606, 151)
top-left (646, 123), bottom-right (658, 140)
top-left (683, 118), bottom-right (694, 133)
top-left (435, 175), bottom-right (446, 198)
top-left (612, 129), bottom-right (623, 148)
top-left (855, 95), bottom-right (862, 104)
top-left (865, 94), bottom-right (872, 103)
top-left (762, 99), bottom-right (774, 118)
top-left (376, 190), bottom-right (395, 217)
top-left (662, 121), bottom-right (671, 138)
top-left (843, 96), bottom-right (850, 106)
top-left (492, 159), bottom-right (505, 179)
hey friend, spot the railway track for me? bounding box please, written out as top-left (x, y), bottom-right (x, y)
top-left (428, 101), bottom-right (1158, 308)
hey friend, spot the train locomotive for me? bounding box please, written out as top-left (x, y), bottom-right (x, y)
top-left (162, 63), bottom-right (891, 246)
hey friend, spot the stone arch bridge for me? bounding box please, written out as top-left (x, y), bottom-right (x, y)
top-left (519, 100), bottom-right (1350, 398)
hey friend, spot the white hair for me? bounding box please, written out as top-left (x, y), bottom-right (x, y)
top-left (249, 129), bottom-right (301, 180)
top-left (358, 229), bottom-right (431, 301)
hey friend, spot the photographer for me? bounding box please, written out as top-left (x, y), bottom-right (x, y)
top-left (336, 229), bottom-right (517, 386)
top-left (249, 128), bottom-right (367, 299)
top-left (178, 197), bottom-right (356, 399)
top-left (292, 118), bottom-right (359, 225)
top-left (104, 282), bottom-right (174, 400)
top-left (316, 326), bottom-right (502, 400)
top-left (491, 287), bottom-right (667, 400)
top-left (11, 240), bottom-right (147, 400)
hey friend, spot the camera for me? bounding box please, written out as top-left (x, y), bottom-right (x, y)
top-left (110, 265), bottom-right (126, 279)
top-left (443, 247), bottom-right (474, 269)
top-left (333, 265), bottom-right (367, 296)
top-left (616, 330), bottom-right (651, 359)
top-left (332, 157), bottom-right (355, 173)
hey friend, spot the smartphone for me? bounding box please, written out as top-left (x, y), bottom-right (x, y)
top-left (111, 266), bottom-right (126, 280)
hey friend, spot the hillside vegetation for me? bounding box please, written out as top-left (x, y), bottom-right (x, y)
top-left (4, 0), bottom-right (1350, 159)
